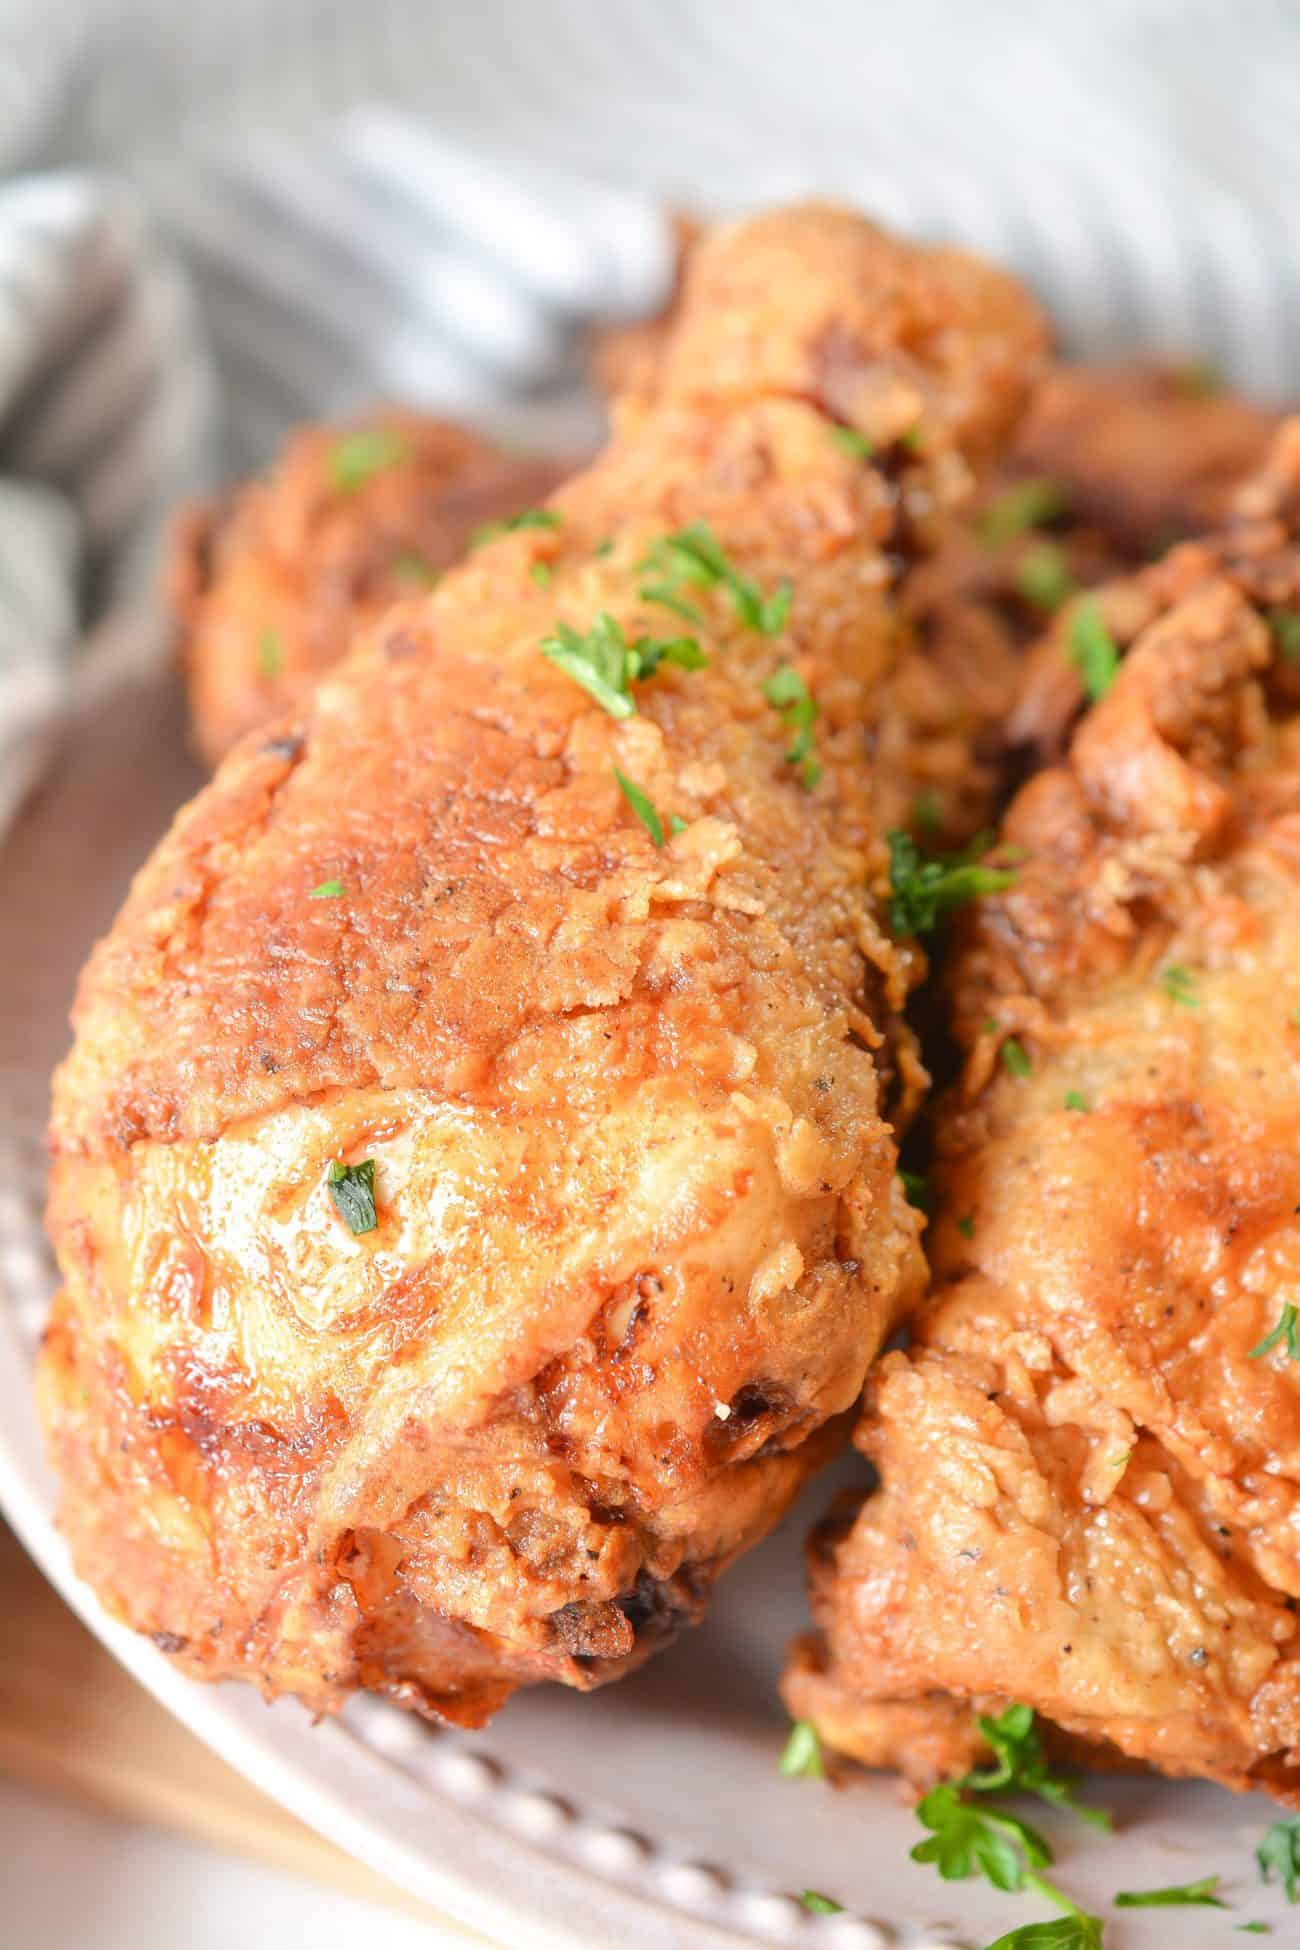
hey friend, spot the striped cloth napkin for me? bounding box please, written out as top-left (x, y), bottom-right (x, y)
top-left (0, 106), bottom-right (675, 834)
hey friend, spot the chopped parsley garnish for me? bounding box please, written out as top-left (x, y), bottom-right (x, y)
top-left (472, 506), bottom-right (561, 548)
top-left (1160, 963), bottom-right (1199, 1006)
top-left (640, 521), bottom-right (791, 635)
top-left (1069, 600), bottom-right (1121, 701)
top-left (763, 665), bottom-right (821, 789)
top-left (392, 551), bottom-right (441, 588)
top-left (778, 1719), bottom-right (824, 1779)
top-left (638, 582), bottom-right (703, 624)
top-left (799, 1891), bottom-right (843, 1915)
top-left (613, 767), bottom-right (666, 848)
top-left (911, 1707), bottom-right (1108, 1948)
top-left (327, 1159), bottom-right (378, 1235)
top-left (1237, 1925), bottom-right (1271, 1935)
top-left (529, 561), bottom-right (554, 588)
top-left (1063, 1090), bottom-right (1090, 1113)
top-left (258, 626), bottom-right (284, 679)
top-left (957, 1215), bottom-right (975, 1239)
top-left (1269, 611), bottom-right (1300, 662)
top-left (1017, 542), bottom-right (1076, 614)
top-left (1257, 1815), bottom-right (1300, 1901)
top-left (594, 537), bottom-right (614, 557)
top-left (900, 422), bottom-right (926, 454)
top-left (887, 830), bottom-right (1017, 937)
top-left (899, 1170), bottom-right (930, 1212)
top-left (1001, 1039), bottom-right (1032, 1078)
top-left (979, 478), bottom-right (1070, 548)
top-left (1115, 1877), bottom-right (1225, 1908)
top-left (670, 813), bottom-right (688, 835)
top-left (540, 612), bottom-right (705, 717)
top-left (830, 424), bottom-right (874, 460)
top-left (985, 1920), bottom-right (1103, 1950)
top-left (308, 878), bottom-right (344, 899)
top-left (328, 427), bottom-right (410, 494)
top-left (1249, 1303), bottom-right (1300, 1363)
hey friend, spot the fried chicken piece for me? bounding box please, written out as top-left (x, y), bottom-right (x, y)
top-left (785, 424), bottom-right (1300, 1801)
top-left (171, 411), bottom-right (566, 767)
top-left (40, 205), bottom-right (1045, 1726)
top-left (881, 362), bottom-right (1280, 845)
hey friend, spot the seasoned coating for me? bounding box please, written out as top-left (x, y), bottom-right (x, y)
top-left (785, 425), bottom-right (1300, 1801)
top-left (41, 205), bottom-right (1045, 1725)
top-left (171, 411), bottom-right (566, 767)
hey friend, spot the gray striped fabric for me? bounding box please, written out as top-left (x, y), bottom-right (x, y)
top-left (3, 0), bottom-right (1300, 833)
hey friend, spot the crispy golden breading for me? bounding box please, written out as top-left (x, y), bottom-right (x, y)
top-left (785, 425), bottom-right (1300, 1802)
top-left (41, 205), bottom-right (1044, 1725)
top-left (171, 412), bottom-right (566, 767)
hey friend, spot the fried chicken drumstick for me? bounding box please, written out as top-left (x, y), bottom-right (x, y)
top-left (40, 205), bottom-right (1043, 1725)
top-left (785, 425), bottom-right (1300, 1801)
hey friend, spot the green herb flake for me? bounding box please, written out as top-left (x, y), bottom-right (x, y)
top-left (912, 788), bottom-right (943, 835)
top-left (328, 427), bottom-right (410, 494)
top-left (1257, 1814), bottom-right (1300, 1901)
top-left (670, 814), bottom-right (688, 835)
top-left (1269, 610), bottom-right (1300, 662)
top-left (1160, 963), bottom-right (1199, 1007)
top-left (957, 1215), bottom-right (975, 1239)
top-left (613, 767), bottom-right (665, 848)
top-left (984, 1919), bottom-right (1104, 1950)
top-left (1175, 357), bottom-right (1222, 397)
top-left (638, 582), bottom-right (703, 624)
top-left (1238, 1924), bottom-right (1272, 1934)
top-left (1069, 599), bottom-right (1121, 702)
top-left (899, 422), bottom-right (926, 454)
top-left (1114, 1876), bottom-right (1225, 1908)
top-left (392, 551), bottom-right (441, 589)
top-left (763, 664), bottom-right (821, 789)
top-left (1063, 1090), bottom-right (1091, 1113)
top-left (1017, 542), bottom-right (1077, 614)
top-left (899, 1170), bottom-right (930, 1212)
top-left (799, 1891), bottom-right (843, 1915)
top-left (887, 829), bottom-right (1017, 937)
top-left (778, 1719), bottom-right (824, 1780)
top-left (640, 521), bottom-right (791, 635)
top-left (327, 1158), bottom-right (378, 1236)
top-left (830, 424), bottom-right (874, 460)
top-left (965, 1703), bottom-right (1111, 1829)
top-left (472, 506), bottom-right (562, 548)
top-left (529, 561), bottom-right (554, 588)
top-left (979, 478), bottom-right (1070, 548)
top-left (308, 878), bottom-right (344, 900)
top-left (1249, 1303), bottom-right (1300, 1363)
top-left (594, 537), bottom-right (614, 558)
top-left (258, 626), bottom-right (284, 680)
top-left (539, 612), bottom-right (705, 718)
top-left (1001, 1038), bottom-right (1032, 1078)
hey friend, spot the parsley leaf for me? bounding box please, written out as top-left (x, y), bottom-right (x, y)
top-left (779, 1720), bottom-right (824, 1779)
top-left (830, 424), bottom-right (874, 460)
top-left (1069, 600), bottom-right (1120, 702)
top-left (308, 878), bottom-right (344, 900)
top-left (967, 1704), bottom-right (1111, 1829)
top-left (957, 1215), bottom-right (975, 1238)
top-left (912, 788), bottom-right (943, 834)
top-left (1269, 611), bottom-right (1300, 662)
top-left (1160, 963), bottom-right (1198, 1006)
top-left (328, 428), bottom-right (410, 494)
top-left (763, 665), bottom-right (821, 788)
top-left (984, 1920), bottom-right (1104, 1950)
top-left (1115, 1877), bottom-right (1225, 1908)
top-left (1017, 542), bottom-right (1076, 614)
top-left (530, 561), bottom-right (554, 588)
top-left (799, 1891), bottom-right (843, 1914)
top-left (899, 1170), bottom-right (930, 1212)
top-left (1001, 1038), bottom-right (1032, 1078)
top-left (540, 612), bottom-right (705, 717)
top-left (613, 768), bottom-right (665, 848)
top-left (472, 507), bottom-right (561, 547)
top-left (1063, 1090), bottom-right (1090, 1113)
top-left (258, 626), bottom-right (284, 679)
top-left (979, 478), bottom-right (1070, 548)
top-left (327, 1159), bottom-right (378, 1235)
top-left (1250, 1304), bottom-right (1300, 1362)
top-left (1237, 1925), bottom-right (1271, 1934)
top-left (887, 829), bottom-right (1017, 937)
top-left (1257, 1815), bottom-right (1300, 1900)
top-left (640, 522), bottom-right (791, 635)
top-left (912, 1784), bottom-right (1052, 1890)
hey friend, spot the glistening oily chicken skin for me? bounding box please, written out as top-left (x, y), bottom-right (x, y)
top-left (39, 205), bottom-right (1045, 1726)
top-left (785, 424), bottom-right (1300, 1803)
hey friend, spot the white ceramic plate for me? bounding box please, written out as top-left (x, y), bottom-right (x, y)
top-left (0, 619), bottom-right (1294, 1950)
